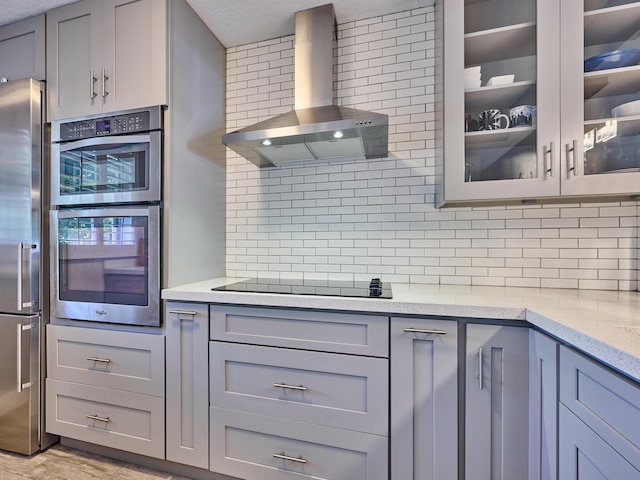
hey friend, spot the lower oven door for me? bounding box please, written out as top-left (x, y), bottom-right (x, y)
top-left (51, 205), bottom-right (160, 326)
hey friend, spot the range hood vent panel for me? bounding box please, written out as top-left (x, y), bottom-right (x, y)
top-left (222, 4), bottom-right (389, 168)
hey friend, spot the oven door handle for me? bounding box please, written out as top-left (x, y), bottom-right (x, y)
top-left (57, 134), bottom-right (153, 152)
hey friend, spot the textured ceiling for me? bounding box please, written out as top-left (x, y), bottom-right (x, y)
top-left (1, 0), bottom-right (430, 48)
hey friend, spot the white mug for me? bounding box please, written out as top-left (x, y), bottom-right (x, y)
top-left (478, 109), bottom-right (509, 130)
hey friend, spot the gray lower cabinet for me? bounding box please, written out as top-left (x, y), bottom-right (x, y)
top-left (165, 302), bottom-right (209, 469)
top-left (529, 330), bottom-right (558, 480)
top-left (465, 323), bottom-right (530, 480)
top-left (390, 317), bottom-right (458, 480)
top-left (209, 305), bottom-right (389, 480)
top-left (558, 346), bottom-right (640, 478)
top-left (46, 324), bottom-right (165, 458)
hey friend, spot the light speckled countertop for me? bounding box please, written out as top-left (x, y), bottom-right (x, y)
top-left (162, 278), bottom-right (640, 383)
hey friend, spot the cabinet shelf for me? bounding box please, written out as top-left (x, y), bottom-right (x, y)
top-left (465, 126), bottom-right (534, 148)
top-left (584, 65), bottom-right (640, 99)
top-left (584, 3), bottom-right (640, 47)
top-left (465, 81), bottom-right (535, 112)
top-left (465, 22), bottom-right (536, 65)
top-left (585, 116), bottom-right (640, 137)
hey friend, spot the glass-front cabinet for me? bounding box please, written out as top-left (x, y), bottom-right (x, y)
top-left (443, 0), bottom-right (640, 204)
top-left (562, 0), bottom-right (640, 196)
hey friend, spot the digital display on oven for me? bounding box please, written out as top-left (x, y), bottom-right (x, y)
top-left (95, 119), bottom-right (111, 134)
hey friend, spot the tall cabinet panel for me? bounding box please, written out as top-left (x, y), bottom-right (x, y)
top-left (47, 0), bottom-right (167, 121)
top-left (165, 303), bottom-right (209, 470)
top-left (560, 0), bottom-right (640, 196)
top-left (529, 330), bottom-right (558, 480)
top-left (465, 324), bottom-right (530, 480)
top-left (443, 0), bottom-right (561, 203)
top-left (390, 317), bottom-right (458, 480)
top-left (0, 15), bottom-right (45, 81)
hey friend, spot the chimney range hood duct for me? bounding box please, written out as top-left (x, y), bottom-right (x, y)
top-left (222, 4), bottom-right (389, 168)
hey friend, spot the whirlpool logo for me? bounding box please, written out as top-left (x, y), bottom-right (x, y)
top-left (95, 310), bottom-right (107, 316)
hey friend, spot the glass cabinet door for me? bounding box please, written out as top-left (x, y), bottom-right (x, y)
top-left (444, 0), bottom-right (561, 203)
top-left (561, 0), bottom-right (640, 196)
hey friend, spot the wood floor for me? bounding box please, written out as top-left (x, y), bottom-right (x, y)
top-left (0, 444), bottom-right (192, 480)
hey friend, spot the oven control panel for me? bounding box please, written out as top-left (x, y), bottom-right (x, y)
top-left (58, 110), bottom-right (153, 141)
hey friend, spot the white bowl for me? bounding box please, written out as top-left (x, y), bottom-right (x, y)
top-left (612, 100), bottom-right (640, 117)
top-left (464, 78), bottom-right (481, 89)
top-left (465, 66), bottom-right (481, 74)
top-left (486, 74), bottom-right (515, 86)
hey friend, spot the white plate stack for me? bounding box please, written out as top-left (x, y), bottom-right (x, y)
top-left (464, 66), bottom-right (482, 89)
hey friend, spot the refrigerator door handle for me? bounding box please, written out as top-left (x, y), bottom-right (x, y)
top-left (16, 323), bottom-right (33, 392)
top-left (17, 242), bottom-right (36, 311)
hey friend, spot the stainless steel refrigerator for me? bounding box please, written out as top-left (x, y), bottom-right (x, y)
top-left (0, 78), bottom-right (50, 455)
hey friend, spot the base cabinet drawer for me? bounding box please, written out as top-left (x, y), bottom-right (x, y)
top-left (210, 342), bottom-right (388, 435)
top-left (47, 324), bottom-right (165, 396)
top-left (559, 404), bottom-right (640, 479)
top-left (46, 379), bottom-right (165, 459)
top-left (210, 305), bottom-right (388, 357)
top-left (210, 407), bottom-right (388, 480)
top-left (560, 346), bottom-right (640, 470)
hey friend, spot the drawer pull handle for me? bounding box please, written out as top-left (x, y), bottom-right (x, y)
top-left (169, 309), bottom-right (198, 320)
top-left (273, 383), bottom-right (308, 391)
top-left (87, 357), bottom-right (111, 364)
top-left (273, 452), bottom-right (307, 464)
top-left (403, 328), bottom-right (447, 335)
top-left (85, 414), bottom-right (110, 423)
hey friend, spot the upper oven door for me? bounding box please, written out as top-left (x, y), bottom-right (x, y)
top-left (51, 132), bottom-right (162, 206)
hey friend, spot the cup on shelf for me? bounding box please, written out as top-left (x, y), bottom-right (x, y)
top-left (477, 109), bottom-right (509, 131)
top-left (465, 113), bottom-right (479, 132)
top-left (509, 105), bottom-right (536, 127)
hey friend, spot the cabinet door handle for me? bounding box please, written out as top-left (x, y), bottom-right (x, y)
top-left (85, 414), bottom-right (110, 423)
top-left (16, 323), bottom-right (34, 393)
top-left (568, 139), bottom-right (578, 175)
top-left (90, 70), bottom-right (97, 99)
top-left (102, 68), bottom-right (109, 97)
top-left (477, 347), bottom-right (484, 390)
top-left (169, 309), bottom-right (198, 320)
top-left (87, 356), bottom-right (111, 364)
top-left (403, 327), bottom-right (447, 335)
top-left (545, 141), bottom-right (555, 177)
top-left (273, 452), bottom-right (307, 464)
top-left (17, 242), bottom-right (36, 311)
top-left (273, 382), bottom-right (308, 391)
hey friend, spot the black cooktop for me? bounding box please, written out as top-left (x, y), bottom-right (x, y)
top-left (212, 277), bottom-right (392, 299)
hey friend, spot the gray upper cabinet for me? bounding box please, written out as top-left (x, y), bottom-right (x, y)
top-left (442, 0), bottom-right (640, 204)
top-left (465, 323), bottom-right (530, 479)
top-left (390, 317), bottom-right (458, 480)
top-left (0, 15), bottom-right (45, 82)
top-left (46, 0), bottom-right (167, 121)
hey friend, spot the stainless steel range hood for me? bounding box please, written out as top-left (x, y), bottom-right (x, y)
top-left (222, 4), bottom-right (389, 168)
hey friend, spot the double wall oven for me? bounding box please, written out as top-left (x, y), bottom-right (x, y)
top-left (50, 106), bottom-right (164, 327)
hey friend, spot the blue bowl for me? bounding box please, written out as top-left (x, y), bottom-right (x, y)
top-left (584, 49), bottom-right (640, 72)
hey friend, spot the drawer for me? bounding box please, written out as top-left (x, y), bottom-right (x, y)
top-left (210, 342), bottom-right (388, 435)
top-left (46, 379), bottom-right (164, 459)
top-left (210, 407), bottom-right (388, 480)
top-left (560, 346), bottom-right (640, 470)
top-left (210, 305), bottom-right (389, 357)
top-left (47, 324), bottom-right (164, 396)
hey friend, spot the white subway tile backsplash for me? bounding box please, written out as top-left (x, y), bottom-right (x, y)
top-left (224, 6), bottom-right (640, 291)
